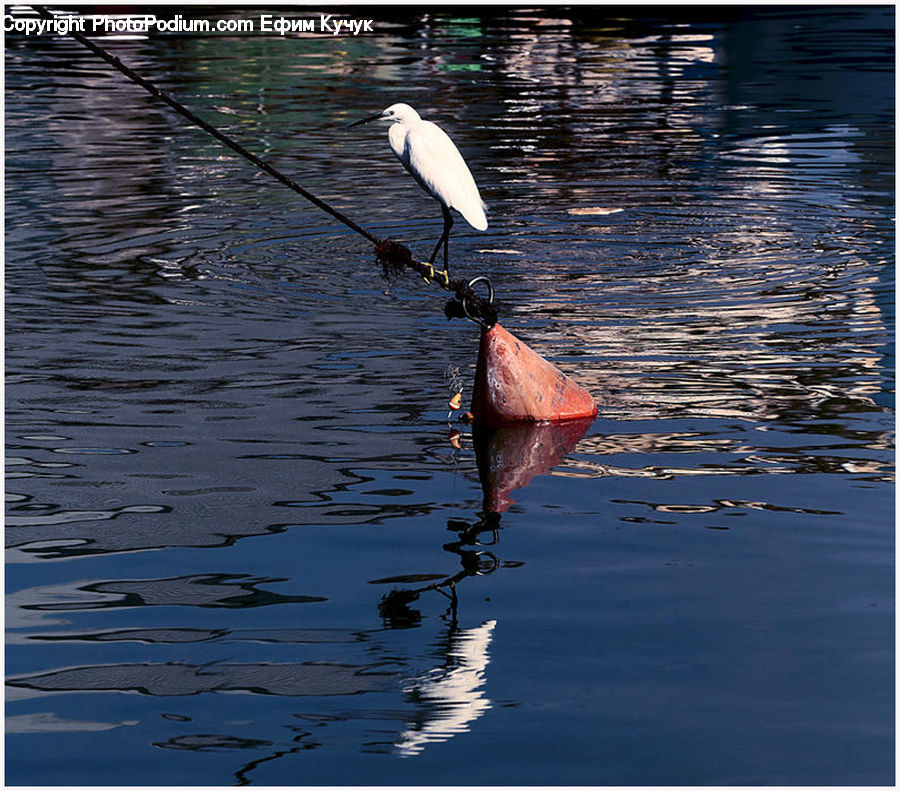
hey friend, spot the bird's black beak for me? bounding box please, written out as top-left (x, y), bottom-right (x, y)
top-left (346, 111), bottom-right (383, 128)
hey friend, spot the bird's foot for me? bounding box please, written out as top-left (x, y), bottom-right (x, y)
top-left (420, 261), bottom-right (436, 285)
top-left (420, 262), bottom-right (451, 288)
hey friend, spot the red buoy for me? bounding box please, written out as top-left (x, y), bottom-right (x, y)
top-left (470, 323), bottom-right (598, 427)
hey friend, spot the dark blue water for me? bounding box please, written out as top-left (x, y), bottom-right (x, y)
top-left (6, 6), bottom-right (894, 785)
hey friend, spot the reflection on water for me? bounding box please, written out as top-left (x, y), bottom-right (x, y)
top-left (8, 660), bottom-right (395, 698)
top-left (475, 418), bottom-right (595, 512)
top-left (6, 6), bottom-right (893, 786)
top-left (396, 619), bottom-right (496, 757)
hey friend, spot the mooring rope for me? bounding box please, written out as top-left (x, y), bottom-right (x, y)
top-left (28, 5), bottom-right (498, 327)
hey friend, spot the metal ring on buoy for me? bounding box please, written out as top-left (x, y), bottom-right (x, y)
top-left (462, 276), bottom-right (495, 329)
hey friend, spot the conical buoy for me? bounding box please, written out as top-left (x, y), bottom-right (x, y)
top-left (470, 323), bottom-right (598, 427)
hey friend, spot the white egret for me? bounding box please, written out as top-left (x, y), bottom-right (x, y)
top-left (349, 103), bottom-right (487, 281)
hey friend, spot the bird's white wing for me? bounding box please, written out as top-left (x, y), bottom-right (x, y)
top-left (396, 121), bottom-right (487, 231)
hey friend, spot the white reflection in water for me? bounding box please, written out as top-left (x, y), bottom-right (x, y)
top-left (395, 619), bottom-right (496, 757)
top-left (6, 712), bottom-right (138, 734)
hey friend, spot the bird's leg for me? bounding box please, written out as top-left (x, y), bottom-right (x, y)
top-left (443, 208), bottom-right (453, 276)
top-left (427, 205), bottom-right (454, 286)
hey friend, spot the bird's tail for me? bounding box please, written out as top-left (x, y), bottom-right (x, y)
top-left (460, 201), bottom-right (488, 231)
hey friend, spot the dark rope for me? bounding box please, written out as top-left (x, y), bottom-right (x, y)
top-left (28, 5), bottom-right (498, 328)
